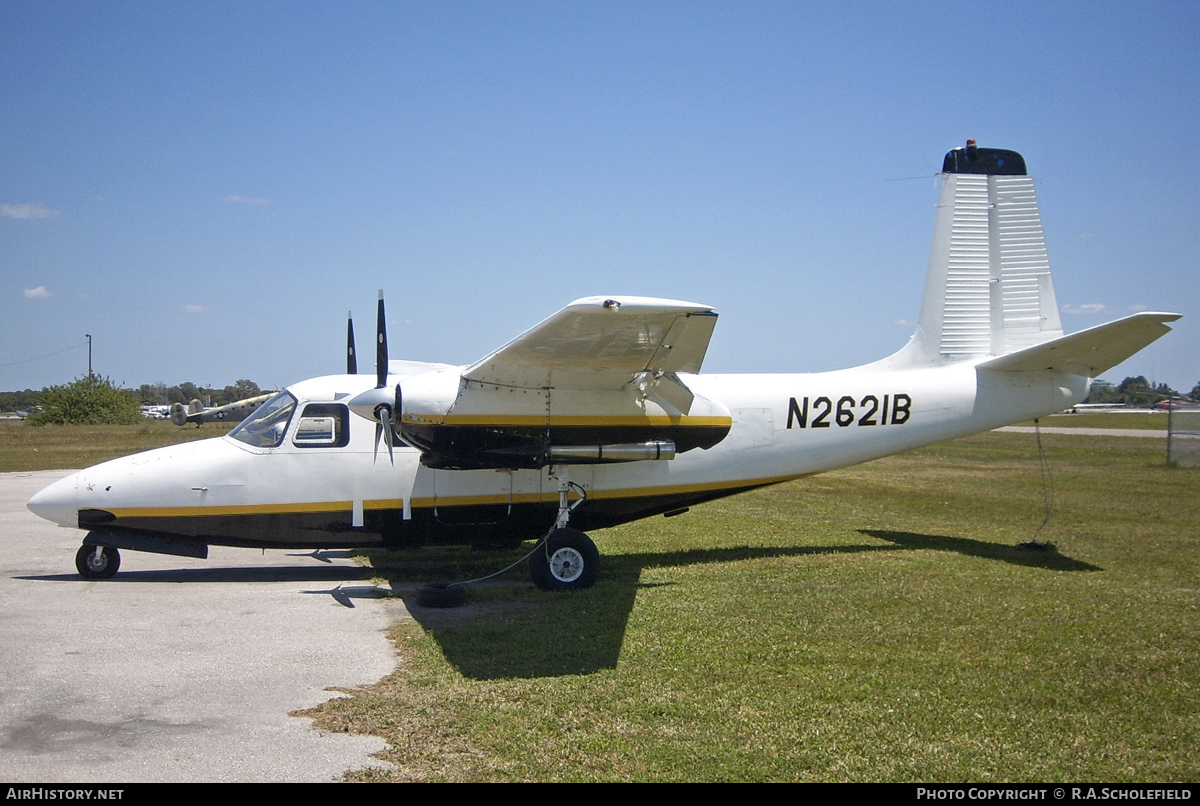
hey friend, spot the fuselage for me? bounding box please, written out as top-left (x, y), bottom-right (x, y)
top-left (26, 359), bottom-right (1087, 552)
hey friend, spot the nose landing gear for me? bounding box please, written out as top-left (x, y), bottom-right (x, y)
top-left (76, 544), bottom-right (120, 580)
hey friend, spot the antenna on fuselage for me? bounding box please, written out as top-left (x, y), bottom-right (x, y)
top-left (347, 311), bottom-right (357, 375)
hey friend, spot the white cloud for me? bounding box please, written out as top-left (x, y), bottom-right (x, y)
top-left (223, 195), bottom-right (271, 206)
top-left (2, 203), bottom-right (59, 219)
top-left (1061, 303), bottom-right (1108, 315)
top-left (23, 286), bottom-right (52, 299)
top-left (183, 304), bottom-right (209, 314)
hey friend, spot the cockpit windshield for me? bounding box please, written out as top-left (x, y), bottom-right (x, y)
top-left (228, 391), bottom-right (297, 448)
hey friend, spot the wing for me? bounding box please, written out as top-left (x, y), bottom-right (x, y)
top-left (400, 296), bottom-right (732, 469)
top-left (978, 312), bottom-right (1181, 376)
top-left (463, 295), bottom-right (720, 389)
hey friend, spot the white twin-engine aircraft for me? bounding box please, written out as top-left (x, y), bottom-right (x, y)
top-left (28, 143), bottom-right (1180, 589)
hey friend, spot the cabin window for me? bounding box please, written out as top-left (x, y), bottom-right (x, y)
top-left (293, 403), bottom-right (350, 448)
top-left (228, 392), bottom-right (297, 448)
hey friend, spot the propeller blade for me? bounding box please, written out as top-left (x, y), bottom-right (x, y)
top-left (383, 413), bottom-right (395, 464)
top-left (371, 403), bottom-right (394, 466)
top-left (346, 311), bottom-right (357, 375)
top-left (352, 292), bottom-right (400, 467)
top-left (375, 289), bottom-right (388, 389)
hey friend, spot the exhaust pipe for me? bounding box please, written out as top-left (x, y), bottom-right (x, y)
top-left (548, 441), bottom-right (676, 463)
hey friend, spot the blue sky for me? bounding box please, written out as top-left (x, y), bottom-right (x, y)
top-left (3, 1), bottom-right (1197, 394)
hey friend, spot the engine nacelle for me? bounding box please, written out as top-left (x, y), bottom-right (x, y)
top-left (401, 371), bottom-right (730, 470)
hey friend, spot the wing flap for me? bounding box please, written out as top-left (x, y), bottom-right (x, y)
top-left (977, 312), bottom-right (1181, 376)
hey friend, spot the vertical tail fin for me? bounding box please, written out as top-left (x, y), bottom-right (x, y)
top-left (899, 142), bottom-right (1063, 366)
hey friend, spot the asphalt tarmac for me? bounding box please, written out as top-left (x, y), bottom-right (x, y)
top-left (0, 470), bottom-right (406, 783)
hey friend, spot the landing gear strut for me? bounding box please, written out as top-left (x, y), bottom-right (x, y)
top-left (76, 544), bottom-right (120, 580)
top-left (529, 476), bottom-right (599, 591)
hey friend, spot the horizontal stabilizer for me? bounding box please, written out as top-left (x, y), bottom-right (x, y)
top-left (977, 312), bottom-right (1181, 377)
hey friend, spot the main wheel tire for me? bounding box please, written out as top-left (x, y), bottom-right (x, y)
top-left (530, 528), bottom-right (599, 591)
top-left (75, 544), bottom-right (120, 580)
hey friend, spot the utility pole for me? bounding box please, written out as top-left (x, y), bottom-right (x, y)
top-left (85, 334), bottom-right (92, 377)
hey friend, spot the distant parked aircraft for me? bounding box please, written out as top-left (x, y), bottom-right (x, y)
top-left (170, 395), bottom-right (273, 427)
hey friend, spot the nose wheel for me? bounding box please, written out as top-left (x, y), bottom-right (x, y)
top-left (76, 544), bottom-right (120, 580)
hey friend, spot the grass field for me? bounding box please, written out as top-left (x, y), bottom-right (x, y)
top-left (295, 430), bottom-right (1198, 782)
top-left (6, 421), bottom-right (1195, 781)
top-left (1034, 412), bottom-right (1169, 430)
top-left (0, 419), bottom-right (236, 471)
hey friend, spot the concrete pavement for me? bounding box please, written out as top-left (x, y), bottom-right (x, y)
top-left (995, 426), bottom-right (1169, 438)
top-left (0, 470), bottom-right (406, 783)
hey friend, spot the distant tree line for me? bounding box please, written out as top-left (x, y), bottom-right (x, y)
top-left (133, 379), bottom-right (264, 407)
top-left (1083, 376), bottom-right (1196, 407)
top-left (2, 378), bottom-right (267, 423)
top-left (0, 389), bottom-right (41, 412)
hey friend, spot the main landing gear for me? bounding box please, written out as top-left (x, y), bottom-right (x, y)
top-left (531, 527), bottom-right (600, 591)
top-left (529, 476), bottom-right (599, 591)
top-left (76, 544), bottom-right (120, 580)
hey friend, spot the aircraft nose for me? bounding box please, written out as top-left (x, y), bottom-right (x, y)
top-left (27, 472), bottom-right (79, 528)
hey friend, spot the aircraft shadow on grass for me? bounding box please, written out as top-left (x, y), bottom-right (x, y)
top-left (396, 533), bottom-right (1099, 681)
top-left (859, 530), bottom-right (1102, 573)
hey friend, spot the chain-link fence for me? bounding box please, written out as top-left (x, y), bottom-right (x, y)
top-left (1167, 405), bottom-right (1200, 467)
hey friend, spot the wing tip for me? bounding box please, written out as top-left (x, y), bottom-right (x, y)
top-left (566, 295), bottom-right (716, 313)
